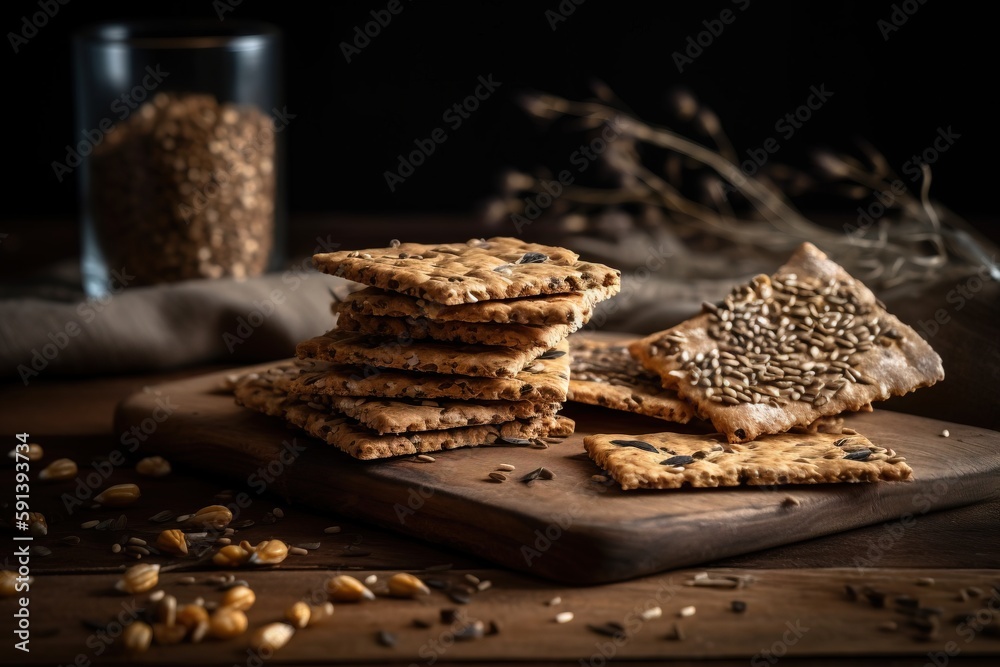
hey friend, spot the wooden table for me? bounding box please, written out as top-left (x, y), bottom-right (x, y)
top-left (1, 367), bottom-right (998, 666)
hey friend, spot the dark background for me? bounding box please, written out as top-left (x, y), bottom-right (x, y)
top-left (1, 0), bottom-right (994, 221)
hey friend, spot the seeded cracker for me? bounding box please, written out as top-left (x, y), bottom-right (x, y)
top-left (316, 396), bottom-right (561, 436)
top-left (336, 309), bottom-right (575, 349)
top-left (234, 371), bottom-right (574, 460)
top-left (297, 329), bottom-right (552, 378)
top-left (313, 237), bottom-right (621, 306)
top-left (341, 285), bottom-right (619, 326)
top-left (567, 335), bottom-right (696, 423)
top-left (279, 339), bottom-right (571, 402)
top-left (630, 243), bottom-right (944, 443)
top-left (585, 431), bottom-right (912, 490)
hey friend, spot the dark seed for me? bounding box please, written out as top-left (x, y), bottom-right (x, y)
top-left (538, 467), bottom-right (555, 480)
top-left (895, 595), bottom-right (919, 609)
top-left (59, 536), bottom-right (81, 546)
top-left (517, 252), bottom-right (548, 264)
top-left (844, 449), bottom-right (872, 461)
top-left (448, 589), bottom-right (471, 605)
top-left (610, 439), bottom-right (659, 453)
top-left (734, 429), bottom-right (747, 440)
top-left (440, 609), bottom-right (462, 624)
top-left (661, 455), bottom-right (695, 466)
top-left (149, 510), bottom-right (176, 523)
top-left (845, 584), bottom-right (861, 601)
top-left (376, 630), bottom-right (397, 647)
top-left (865, 590), bottom-right (887, 608)
top-left (296, 542), bottom-right (321, 550)
top-left (587, 622), bottom-right (626, 640)
top-left (454, 621), bottom-right (485, 640)
top-left (521, 468), bottom-right (543, 483)
top-left (31, 545), bottom-right (52, 557)
top-left (413, 618), bottom-right (433, 629)
top-left (731, 600), bottom-right (747, 613)
top-left (426, 579), bottom-right (448, 590)
top-left (487, 620), bottom-right (500, 635)
top-left (500, 437), bottom-right (532, 446)
top-left (537, 349), bottom-right (567, 360)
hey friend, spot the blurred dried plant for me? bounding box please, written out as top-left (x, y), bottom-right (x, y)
top-left (484, 83), bottom-right (998, 293)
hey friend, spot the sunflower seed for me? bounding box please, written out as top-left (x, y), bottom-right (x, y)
top-left (660, 455), bottom-right (694, 466)
top-left (609, 439), bottom-right (659, 453)
top-left (376, 630), bottom-right (397, 647)
top-left (489, 472), bottom-right (507, 482)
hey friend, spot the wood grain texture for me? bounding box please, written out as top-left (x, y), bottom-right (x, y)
top-left (113, 363), bottom-right (1000, 584)
top-left (10, 568), bottom-right (1000, 664)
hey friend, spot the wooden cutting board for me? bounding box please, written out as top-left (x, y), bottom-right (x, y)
top-left (114, 357), bottom-right (1000, 584)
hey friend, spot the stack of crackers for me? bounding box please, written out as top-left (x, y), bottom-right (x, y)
top-left (578, 243), bottom-right (945, 490)
top-left (234, 237), bottom-right (621, 460)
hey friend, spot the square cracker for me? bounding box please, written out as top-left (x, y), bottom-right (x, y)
top-left (234, 374), bottom-right (573, 460)
top-left (278, 340), bottom-right (570, 402)
top-left (296, 329), bottom-right (550, 378)
top-left (629, 243), bottom-right (944, 443)
top-left (340, 285), bottom-right (618, 326)
top-left (314, 237), bottom-right (621, 306)
top-left (336, 309), bottom-right (575, 349)
top-left (316, 395), bottom-right (561, 435)
top-left (567, 335), bottom-right (696, 423)
top-left (585, 430), bottom-right (912, 490)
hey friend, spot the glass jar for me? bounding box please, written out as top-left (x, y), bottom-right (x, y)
top-left (73, 20), bottom-right (284, 296)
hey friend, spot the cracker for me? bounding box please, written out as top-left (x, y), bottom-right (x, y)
top-left (297, 329), bottom-right (550, 378)
top-left (279, 341), bottom-right (570, 402)
top-left (314, 237), bottom-right (621, 305)
top-left (629, 243), bottom-right (944, 443)
top-left (340, 285), bottom-right (618, 326)
top-left (584, 430), bottom-right (912, 490)
top-left (567, 335), bottom-right (695, 423)
top-left (318, 395), bottom-right (560, 435)
top-left (234, 373), bottom-right (574, 459)
top-left (336, 309), bottom-right (575, 349)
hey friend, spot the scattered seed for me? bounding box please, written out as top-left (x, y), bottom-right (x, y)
top-left (640, 606), bottom-right (662, 620)
top-left (661, 455), bottom-right (694, 467)
top-left (555, 611), bottom-right (574, 623)
top-left (489, 472), bottom-right (507, 482)
top-left (587, 622), bottom-right (626, 640)
top-left (666, 622), bottom-right (686, 641)
top-left (916, 577), bottom-right (935, 587)
top-left (879, 620), bottom-right (898, 632)
top-left (178, 576), bottom-right (196, 585)
top-left (413, 618), bottom-right (433, 629)
top-left (324, 526), bottom-right (342, 534)
top-left (447, 589), bottom-right (471, 605)
top-left (678, 605), bottom-right (696, 618)
top-left (547, 596), bottom-right (562, 606)
top-left (111, 544), bottom-right (122, 554)
top-left (59, 536), bottom-right (81, 546)
top-left (731, 600), bottom-right (747, 613)
top-left (272, 508), bottom-right (284, 519)
top-left (496, 464), bottom-right (516, 472)
top-left (416, 454), bottom-right (436, 463)
top-left (610, 439), bottom-right (659, 453)
top-left (289, 547), bottom-right (309, 556)
top-left (81, 520), bottom-right (100, 529)
top-left (440, 608), bottom-right (462, 624)
top-left (591, 474), bottom-right (609, 483)
top-left (781, 496), bottom-right (801, 508)
top-left (477, 580), bottom-right (492, 592)
top-left (940, 429), bottom-right (950, 438)
top-left (376, 630), bottom-right (397, 647)
top-left (364, 574), bottom-right (378, 586)
top-left (149, 510), bottom-right (176, 523)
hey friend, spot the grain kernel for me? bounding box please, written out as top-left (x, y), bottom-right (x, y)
top-left (187, 505), bottom-right (233, 530)
top-left (251, 622), bottom-right (295, 652)
top-left (555, 611), bottom-right (574, 623)
top-left (1, 570), bottom-right (30, 597)
top-left (157, 594), bottom-right (178, 627)
top-left (326, 575), bottom-right (375, 602)
top-left (94, 483), bottom-right (141, 507)
top-left (136, 456), bottom-right (171, 477)
top-left (155, 529), bottom-right (188, 556)
top-left (177, 604), bottom-right (209, 630)
top-left (8, 442), bottom-right (43, 461)
top-left (286, 601), bottom-right (310, 629)
top-left (308, 602), bottom-right (335, 627)
top-left (222, 585), bottom-right (255, 611)
top-left (122, 621), bottom-right (152, 652)
top-left (27, 512), bottom-right (47, 537)
top-left (388, 572), bottom-right (431, 598)
top-left (248, 539), bottom-right (288, 565)
top-left (208, 607), bottom-right (248, 639)
top-left (212, 544), bottom-right (250, 567)
top-left (116, 563), bottom-right (160, 594)
top-left (38, 458), bottom-right (78, 481)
